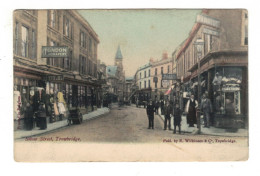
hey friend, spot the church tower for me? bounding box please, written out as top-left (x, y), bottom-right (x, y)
top-left (115, 45), bottom-right (123, 70)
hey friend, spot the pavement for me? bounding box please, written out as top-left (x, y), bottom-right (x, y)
top-left (157, 108), bottom-right (248, 137)
top-left (14, 107), bottom-right (110, 140)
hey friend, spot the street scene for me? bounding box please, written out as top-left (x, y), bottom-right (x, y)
top-left (13, 9), bottom-right (248, 161)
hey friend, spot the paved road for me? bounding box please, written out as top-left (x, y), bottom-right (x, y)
top-left (14, 106), bottom-right (248, 162)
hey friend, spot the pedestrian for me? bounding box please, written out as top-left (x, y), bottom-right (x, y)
top-left (24, 101), bottom-right (34, 130)
top-left (146, 100), bottom-right (155, 129)
top-left (155, 100), bottom-right (159, 115)
top-left (185, 94), bottom-right (198, 127)
top-left (160, 100), bottom-right (165, 115)
top-left (164, 100), bottom-right (173, 130)
top-left (201, 93), bottom-right (213, 128)
top-left (37, 102), bottom-right (47, 130)
top-left (173, 103), bottom-right (182, 134)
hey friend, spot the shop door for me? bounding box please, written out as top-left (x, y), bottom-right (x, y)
top-left (72, 85), bottom-right (78, 107)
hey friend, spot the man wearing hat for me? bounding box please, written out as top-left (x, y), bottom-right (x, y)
top-left (146, 99), bottom-right (156, 129)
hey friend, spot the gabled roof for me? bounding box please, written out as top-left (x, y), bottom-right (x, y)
top-left (115, 45), bottom-right (123, 60)
top-left (106, 66), bottom-right (118, 76)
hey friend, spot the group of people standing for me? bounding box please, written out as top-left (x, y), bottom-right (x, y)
top-left (146, 99), bottom-right (182, 134)
top-left (146, 93), bottom-right (213, 133)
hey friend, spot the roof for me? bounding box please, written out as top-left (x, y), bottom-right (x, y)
top-left (106, 66), bottom-right (118, 76)
top-left (115, 46), bottom-right (123, 60)
top-left (138, 62), bottom-right (151, 71)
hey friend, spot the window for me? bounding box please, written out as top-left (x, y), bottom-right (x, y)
top-left (32, 29), bottom-right (36, 59)
top-left (64, 50), bottom-right (71, 70)
top-left (89, 38), bottom-right (92, 56)
top-left (148, 69), bottom-right (150, 77)
top-left (21, 26), bottom-right (29, 57)
top-left (155, 68), bottom-right (157, 75)
top-left (140, 72), bottom-right (141, 79)
top-left (148, 80), bottom-right (150, 88)
top-left (50, 10), bottom-right (56, 28)
top-left (63, 16), bottom-right (70, 38)
top-left (244, 12), bottom-right (248, 45)
top-left (161, 79), bottom-right (163, 88)
top-left (155, 82), bottom-right (157, 89)
top-left (80, 31), bottom-right (86, 48)
top-left (144, 81), bottom-right (146, 88)
top-left (161, 67), bottom-right (163, 74)
top-left (14, 22), bottom-right (19, 55)
top-left (168, 65), bottom-right (170, 73)
top-left (144, 71), bottom-right (146, 78)
top-left (140, 82), bottom-right (142, 89)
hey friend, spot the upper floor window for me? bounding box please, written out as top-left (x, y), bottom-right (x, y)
top-left (32, 29), bottom-right (36, 59)
top-left (140, 72), bottom-right (141, 79)
top-left (161, 67), bottom-right (163, 74)
top-left (167, 65), bottom-right (170, 73)
top-left (144, 71), bottom-right (146, 78)
top-left (148, 69), bottom-right (150, 77)
top-left (148, 80), bottom-right (151, 88)
top-left (63, 16), bottom-right (73, 39)
top-left (80, 31), bottom-right (86, 48)
top-left (21, 26), bottom-right (29, 57)
top-left (242, 10), bottom-right (248, 46)
top-left (155, 68), bottom-right (157, 75)
top-left (50, 10), bottom-right (56, 28)
top-left (14, 22), bottom-right (19, 55)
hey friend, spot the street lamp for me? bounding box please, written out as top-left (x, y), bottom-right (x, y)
top-left (194, 38), bottom-right (204, 134)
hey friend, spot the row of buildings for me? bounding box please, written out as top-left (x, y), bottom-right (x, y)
top-left (13, 10), bottom-right (131, 129)
top-left (133, 9), bottom-right (248, 129)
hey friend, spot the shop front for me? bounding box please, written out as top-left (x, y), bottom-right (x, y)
top-left (188, 50), bottom-right (248, 129)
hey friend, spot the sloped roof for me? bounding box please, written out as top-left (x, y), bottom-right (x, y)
top-left (125, 76), bottom-right (134, 81)
top-left (106, 66), bottom-right (118, 76)
top-left (115, 46), bottom-right (123, 59)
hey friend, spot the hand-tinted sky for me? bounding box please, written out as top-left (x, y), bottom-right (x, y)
top-left (78, 9), bottom-right (201, 77)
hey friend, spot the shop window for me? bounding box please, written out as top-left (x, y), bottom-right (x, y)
top-left (213, 67), bottom-right (242, 115)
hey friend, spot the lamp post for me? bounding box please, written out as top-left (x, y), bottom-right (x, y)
top-left (194, 38), bottom-right (204, 134)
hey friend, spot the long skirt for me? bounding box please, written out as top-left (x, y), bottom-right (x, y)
top-left (187, 108), bottom-right (197, 126)
top-left (39, 117), bottom-right (47, 130)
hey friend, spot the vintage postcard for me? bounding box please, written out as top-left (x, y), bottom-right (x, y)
top-left (13, 9), bottom-right (248, 162)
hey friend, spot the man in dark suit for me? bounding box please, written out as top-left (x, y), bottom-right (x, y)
top-left (164, 100), bottom-right (173, 130)
top-left (146, 100), bottom-right (155, 129)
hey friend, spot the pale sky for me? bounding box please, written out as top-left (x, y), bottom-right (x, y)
top-left (78, 9), bottom-right (201, 77)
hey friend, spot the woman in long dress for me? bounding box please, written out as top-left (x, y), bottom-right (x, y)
top-left (185, 94), bottom-right (198, 127)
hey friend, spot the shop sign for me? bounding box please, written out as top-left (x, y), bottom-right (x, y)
top-left (162, 80), bottom-right (170, 88)
top-left (203, 28), bottom-right (219, 36)
top-left (196, 14), bottom-right (220, 28)
top-left (162, 74), bottom-right (177, 80)
top-left (41, 46), bottom-right (69, 58)
top-left (44, 75), bottom-right (64, 81)
top-left (222, 87), bottom-right (240, 91)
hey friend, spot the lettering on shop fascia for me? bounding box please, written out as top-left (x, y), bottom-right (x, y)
top-left (44, 75), bottom-right (64, 81)
top-left (42, 46), bottom-right (69, 58)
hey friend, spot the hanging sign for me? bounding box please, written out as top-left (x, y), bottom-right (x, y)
top-left (162, 74), bottom-right (177, 80)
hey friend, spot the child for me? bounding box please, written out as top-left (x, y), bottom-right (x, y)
top-left (173, 103), bottom-right (182, 134)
